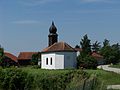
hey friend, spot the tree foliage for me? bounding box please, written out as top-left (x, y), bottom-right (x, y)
top-left (77, 55), bottom-right (97, 69)
top-left (103, 39), bottom-right (110, 47)
top-left (80, 34), bottom-right (91, 56)
top-left (92, 41), bottom-right (101, 53)
top-left (77, 35), bottom-right (97, 69)
top-left (31, 52), bottom-right (41, 65)
top-left (0, 46), bottom-right (5, 67)
top-left (100, 40), bottom-right (120, 64)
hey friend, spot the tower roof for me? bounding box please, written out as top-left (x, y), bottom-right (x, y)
top-left (42, 42), bottom-right (76, 53)
top-left (49, 21), bottom-right (57, 34)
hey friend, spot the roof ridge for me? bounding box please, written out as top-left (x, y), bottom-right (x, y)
top-left (19, 52), bottom-right (37, 53)
top-left (42, 42), bottom-right (76, 53)
top-left (43, 42), bottom-right (57, 51)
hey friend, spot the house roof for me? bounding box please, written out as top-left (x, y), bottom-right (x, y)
top-left (42, 42), bottom-right (76, 53)
top-left (92, 52), bottom-right (103, 58)
top-left (18, 52), bottom-right (37, 60)
top-left (74, 48), bottom-right (82, 52)
top-left (4, 52), bottom-right (18, 62)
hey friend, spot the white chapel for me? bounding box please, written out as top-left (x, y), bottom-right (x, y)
top-left (41, 22), bottom-right (77, 69)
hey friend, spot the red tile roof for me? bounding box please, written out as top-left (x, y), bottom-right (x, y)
top-left (92, 52), bottom-right (103, 58)
top-left (18, 52), bottom-right (37, 60)
top-left (42, 42), bottom-right (76, 53)
top-left (4, 52), bottom-right (18, 62)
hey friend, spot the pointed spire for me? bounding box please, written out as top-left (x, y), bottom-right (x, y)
top-left (52, 21), bottom-right (54, 25)
top-left (49, 21), bottom-right (57, 34)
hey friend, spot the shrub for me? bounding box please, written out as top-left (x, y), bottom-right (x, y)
top-left (0, 68), bottom-right (98, 90)
top-left (77, 55), bottom-right (97, 69)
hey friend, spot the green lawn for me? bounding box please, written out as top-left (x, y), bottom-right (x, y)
top-left (109, 63), bottom-right (120, 68)
top-left (85, 69), bottom-right (120, 90)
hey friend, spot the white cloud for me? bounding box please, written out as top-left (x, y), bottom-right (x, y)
top-left (19, 0), bottom-right (62, 6)
top-left (11, 20), bottom-right (40, 24)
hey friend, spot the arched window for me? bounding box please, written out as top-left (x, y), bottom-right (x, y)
top-left (50, 57), bottom-right (52, 65)
top-left (46, 58), bottom-right (48, 65)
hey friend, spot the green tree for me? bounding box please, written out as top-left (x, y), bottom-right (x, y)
top-left (31, 52), bottom-right (41, 65)
top-left (103, 39), bottom-right (110, 47)
top-left (80, 34), bottom-right (91, 56)
top-left (0, 46), bottom-right (6, 67)
top-left (0, 45), bottom-right (4, 57)
top-left (92, 41), bottom-right (101, 53)
top-left (77, 35), bottom-right (97, 69)
top-left (77, 55), bottom-right (97, 69)
top-left (111, 43), bottom-right (120, 63)
top-left (100, 40), bottom-right (120, 64)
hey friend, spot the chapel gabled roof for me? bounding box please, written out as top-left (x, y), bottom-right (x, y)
top-left (42, 42), bottom-right (76, 53)
top-left (18, 52), bottom-right (37, 60)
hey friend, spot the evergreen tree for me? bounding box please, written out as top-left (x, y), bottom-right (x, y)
top-left (100, 40), bottom-right (120, 64)
top-left (80, 34), bottom-right (91, 56)
top-left (92, 41), bottom-right (101, 53)
top-left (77, 35), bottom-right (97, 69)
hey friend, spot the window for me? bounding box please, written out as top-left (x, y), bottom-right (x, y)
top-left (50, 58), bottom-right (52, 65)
top-left (46, 58), bottom-right (48, 65)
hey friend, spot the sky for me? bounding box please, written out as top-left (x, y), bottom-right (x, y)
top-left (0, 0), bottom-right (120, 56)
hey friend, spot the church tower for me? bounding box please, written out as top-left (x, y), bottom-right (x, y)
top-left (48, 21), bottom-right (58, 46)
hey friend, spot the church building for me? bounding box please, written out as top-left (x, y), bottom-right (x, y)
top-left (41, 22), bottom-right (77, 69)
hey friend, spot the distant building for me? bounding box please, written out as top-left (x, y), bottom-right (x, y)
top-left (18, 52), bottom-right (37, 65)
top-left (75, 48), bottom-right (104, 65)
top-left (41, 22), bottom-right (77, 69)
top-left (91, 52), bottom-right (104, 65)
top-left (4, 52), bottom-right (18, 66)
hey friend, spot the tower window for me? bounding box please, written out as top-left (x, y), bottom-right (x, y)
top-left (46, 58), bottom-right (48, 65)
top-left (50, 58), bottom-right (52, 65)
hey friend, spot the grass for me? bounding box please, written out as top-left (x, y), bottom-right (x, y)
top-left (1, 66), bottom-right (120, 90)
top-left (109, 63), bottom-right (120, 68)
top-left (0, 67), bottom-right (89, 90)
top-left (21, 66), bottom-right (120, 90)
top-left (20, 66), bottom-right (74, 76)
top-left (85, 69), bottom-right (120, 90)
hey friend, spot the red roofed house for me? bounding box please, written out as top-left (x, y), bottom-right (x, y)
top-left (41, 22), bottom-right (77, 69)
top-left (75, 48), bottom-right (105, 65)
top-left (91, 52), bottom-right (104, 65)
top-left (18, 52), bottom-right (37, 65)
top-left (4, 52), bottom-right (18, 66)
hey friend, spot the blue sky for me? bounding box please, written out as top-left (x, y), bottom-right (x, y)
top-left (0, 0), bottom-right (120, 55)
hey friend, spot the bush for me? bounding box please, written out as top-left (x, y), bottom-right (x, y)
top-left (77, 55), bottom-right (97, 69)
top-left (0, 68), bottom-right (98, 90)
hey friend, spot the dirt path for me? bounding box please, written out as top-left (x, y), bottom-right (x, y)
top-left (98, 65), bottom-right (120, 74)
top-left (98, 65), bottom-right (120, 89)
